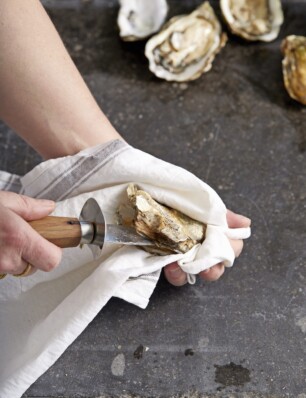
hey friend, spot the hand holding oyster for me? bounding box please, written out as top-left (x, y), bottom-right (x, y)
top-left (117, 184), bottom-right (206, 255)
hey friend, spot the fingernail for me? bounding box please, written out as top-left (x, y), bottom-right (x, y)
top-left (238, 214), bottom-right (251, 224)
top-left (39, 199), bottom-right (55, 208)
top-left (202, 269), bottom-right (210, 274)
top-left (169, 266), bottom-right (183, 276)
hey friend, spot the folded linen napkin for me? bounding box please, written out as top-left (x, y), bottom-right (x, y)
top-left (0, 139), bottom-right (250, 398)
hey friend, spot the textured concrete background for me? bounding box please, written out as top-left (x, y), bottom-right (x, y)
top-left (0, 1), bottom-right (305, 397)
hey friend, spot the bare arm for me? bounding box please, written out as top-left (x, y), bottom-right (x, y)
top-left (0, 0), bottom-right (121, 159)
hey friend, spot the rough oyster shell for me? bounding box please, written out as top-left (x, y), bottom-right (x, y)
top-left (281, 35), bottom-right (306, 106)
top-left (144, 2), bottom-right (227, 82)
top-left (118, 0), bottom-right (168, 41)
top-left (117, 184), bottom-right (206, 255)
top-left (220, 0), bottom-right (283, 42)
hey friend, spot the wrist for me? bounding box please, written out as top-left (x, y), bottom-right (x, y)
top-left (58, 128), bottom-right (123, 158)
top-left (38, 118), bottom-right (123, 159)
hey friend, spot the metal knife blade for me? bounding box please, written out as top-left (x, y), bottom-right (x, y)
top-left (104, 224), bottom-right (154, 246)
top-left (80, 198), bottom-right (154, 248)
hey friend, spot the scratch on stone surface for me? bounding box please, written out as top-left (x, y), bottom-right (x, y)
top-left (238, 194), bottom-right (273, 270)
top-left (91, 392), bottom-right (292, 398)
top-left (2, 130), bottom-right (12, 171)
top-left (111, 353), bottom-right (125, 376)
top-left (283, 295), bottom-right (295, 313)
top-left (239, 194), bottom-right (271, 241)
top-left (197, 337), bottom-right (210, 349)
top-left (205, 125), bottom-right (220, 182)
top-left (70, 343), bottom-right (232, 353)
top-left (252, 311), bottom-right (267, 321)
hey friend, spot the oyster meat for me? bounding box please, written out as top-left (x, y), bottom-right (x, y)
top-left (281, 35), bottom-right (306, 106)
top-left (144, 2), bottom-right (227, 82)
top-left (117, 184), bottom-right (206, 255)
top-left (220, 0), bottom-right (283, 42)
top-left (118, 0), bottom-right (168, 41)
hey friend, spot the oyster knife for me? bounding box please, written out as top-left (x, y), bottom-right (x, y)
top-left (28, 198), bottom-right (153, 249)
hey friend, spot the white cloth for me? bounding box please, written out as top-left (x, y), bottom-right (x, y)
top-left (0, 140), bottom-right (250, 398)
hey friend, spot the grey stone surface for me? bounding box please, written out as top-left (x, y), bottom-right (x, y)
top-left (0, 1), bottom-right (305, 397)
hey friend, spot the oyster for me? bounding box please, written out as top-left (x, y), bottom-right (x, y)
top-left (220, 0), bottom-right (283, 42)
top-left (117, 184), bottom-right (206, 255)
top-left (281, 35), bottom-right (306, 105)
top-left (118, 0), bottom-right (168, 41)
top-left (144, 2), bottom-right (227, 82)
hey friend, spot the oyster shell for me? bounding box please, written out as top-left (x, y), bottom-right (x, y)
top-left (281, 35), bottom-right (306, 106)
top-left (144, 2), bottom-right (227, 82)
top-left (118, 0), bottom-right (168, 41)
top-left (220, 0), bottom-right (283, 42)
top-left (117, 184), bottom-right (206, 255)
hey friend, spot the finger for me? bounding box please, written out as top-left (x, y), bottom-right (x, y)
top-left (24, 264), bottom-right (38, 277)
top-left (21, 221), bottom-right (62, 272)
top-left (13, 261), bottom-right (38, 277)
top-left (0, 253), bottom-right (28, 275)
top-left (1, 254), bottom-right (39, 276)
top-left (164, 262), bottom-right (187, 286)
top-left (230, 238), bottom-right (244, 257)
top-left (0, 191), bottom-right (55, 221)
top-left (199, 263), bottom-right (225, 282)
top-left (19, 261), bottom-right (38, 277)
top-left (226, 209), bottom-right (251, 229)
top-left (1, 214), bottom-right (63, 273)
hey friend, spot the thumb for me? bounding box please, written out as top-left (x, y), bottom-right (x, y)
top-left (0, 191), bottom-right (55, 221)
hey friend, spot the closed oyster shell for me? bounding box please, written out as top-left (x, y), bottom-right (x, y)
top-left (281, 35), bottom-right (306, 106)
top-left (220, 0), bottom-right (283, 42)
top-left (118, 0), bottom-right (168, 41)
top-left (144, 2), bottom-right (227, 82)
top-left (117, 184), bottom-right (206, 255)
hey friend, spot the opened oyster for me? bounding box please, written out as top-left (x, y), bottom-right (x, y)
top-left (281, 35), bottom-right (306, 106)
top-left (117, 184), bottom-right (206, 255)
top-left (220, 0), bottom-right (283, 42)
top-left (117, 0), bottom-right (168, 41)
top-left (144, 2), bottom-right (227, 82)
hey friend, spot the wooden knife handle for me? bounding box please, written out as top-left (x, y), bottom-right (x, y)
top-left (28, 216), bottom-right (82, 248)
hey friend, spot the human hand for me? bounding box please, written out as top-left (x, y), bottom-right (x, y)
top-left (0, 191), bottom-right (62, 278)
top-left (163, 210), bottom-right (251, 286)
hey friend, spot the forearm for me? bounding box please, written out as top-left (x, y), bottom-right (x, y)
top-left (0, 0), bottom-right (121, 159)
